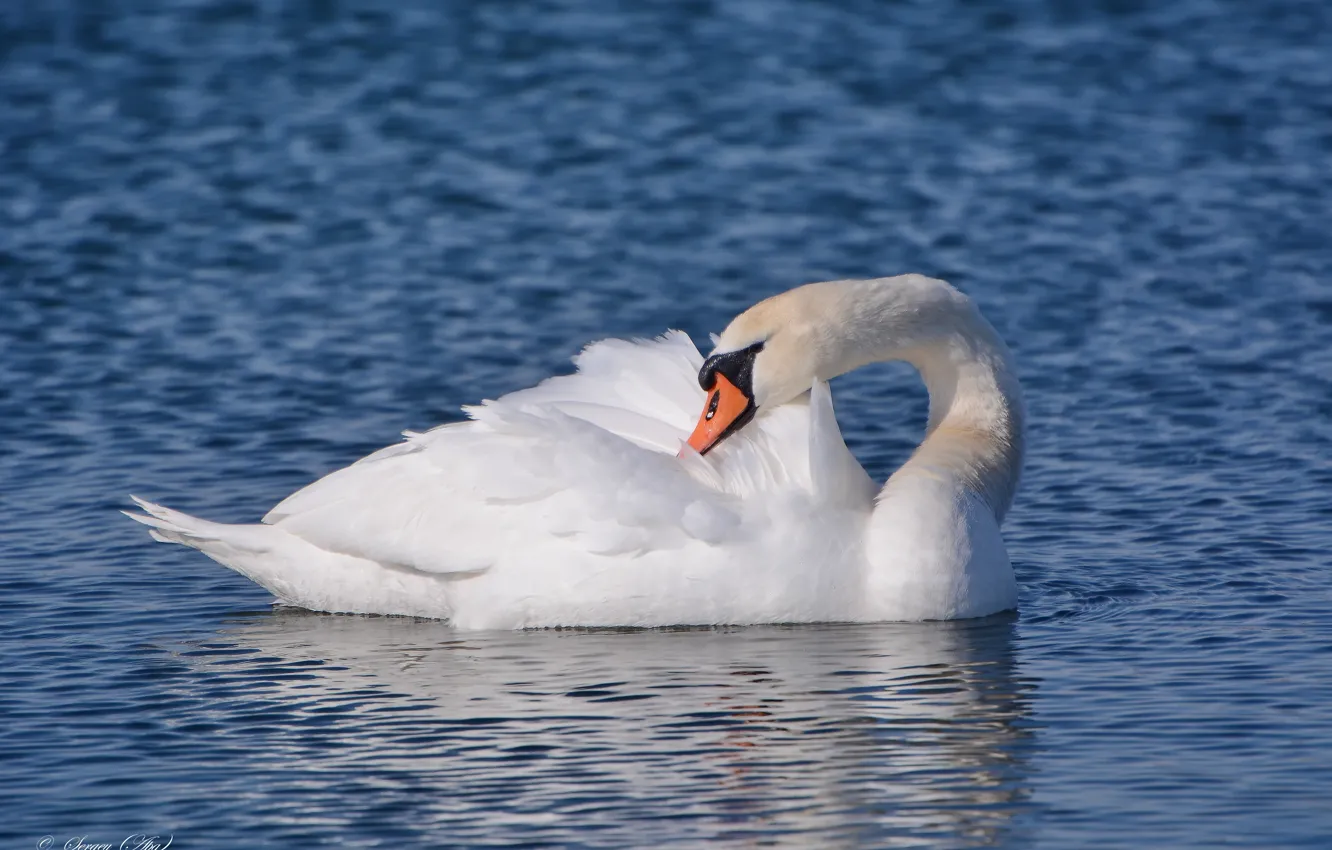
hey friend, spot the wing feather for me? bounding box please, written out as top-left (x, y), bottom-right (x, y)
top-left (261, 332), bottom-right (868, 576)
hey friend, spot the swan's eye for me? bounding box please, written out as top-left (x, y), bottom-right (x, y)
top-left (704, 391), bottom-right (720, 420)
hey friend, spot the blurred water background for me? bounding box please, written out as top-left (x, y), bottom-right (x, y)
top-left (2, 0), bottom-right (1331, 846)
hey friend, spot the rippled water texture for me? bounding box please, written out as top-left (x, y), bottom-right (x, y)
top-left (3, 0), bottom-right (1331, 846)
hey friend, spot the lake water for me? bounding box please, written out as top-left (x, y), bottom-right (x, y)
top-left (3, 0), bottom-right (1331, 846)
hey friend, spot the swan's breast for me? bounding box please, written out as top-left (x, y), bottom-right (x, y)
top-left (863, 475), bottom-right (1016, 620)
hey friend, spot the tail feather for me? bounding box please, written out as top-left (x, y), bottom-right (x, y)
top-left (124, 495), bottom-right (454, 619)
top-left (124, 495), bottom-right (275, 555)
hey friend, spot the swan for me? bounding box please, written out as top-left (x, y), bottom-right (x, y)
top-left (126, 274), bottom-right (1024, 629)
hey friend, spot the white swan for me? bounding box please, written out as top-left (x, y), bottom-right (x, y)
top-left (127, 274), bottom-right (1024, 629)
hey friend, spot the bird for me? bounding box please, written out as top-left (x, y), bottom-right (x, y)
top-left (126, 274), bottom-right (1025, 629)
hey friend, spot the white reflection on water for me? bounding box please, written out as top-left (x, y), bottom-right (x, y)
top-left (185, 613), bottom-right (1039, 846)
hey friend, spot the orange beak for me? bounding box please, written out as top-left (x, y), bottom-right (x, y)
top-left (686, 372), bottom-right (754, 455)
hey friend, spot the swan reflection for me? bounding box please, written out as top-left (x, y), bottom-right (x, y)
top-left (182, 613), bottom-right (1037, 846)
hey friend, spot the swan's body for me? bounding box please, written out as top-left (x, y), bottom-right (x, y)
top-left (128, 275), bottom-right (1024, 629)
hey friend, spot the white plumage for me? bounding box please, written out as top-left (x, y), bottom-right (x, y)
top-left (128, 275), bottom-right (1024, 629)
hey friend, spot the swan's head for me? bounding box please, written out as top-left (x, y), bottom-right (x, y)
top-left (685, 275), bottom-right (977, 454)
top-left (684, 280), bottom-right (849, 454)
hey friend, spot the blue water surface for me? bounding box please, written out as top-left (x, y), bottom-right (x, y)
top-left (2, 0), bottom-right (1331, 847)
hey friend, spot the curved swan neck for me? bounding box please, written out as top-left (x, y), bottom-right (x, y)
top-left (718, 275), bottom-right (1025, 520)
top-left (899, 324), bottom-right (1025, 521)
top-left (814, 277), bottom-right (1024, 521)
